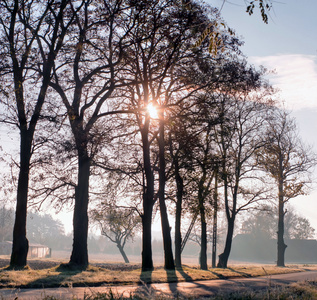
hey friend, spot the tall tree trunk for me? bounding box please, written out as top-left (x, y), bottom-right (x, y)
top-left (117, 244), bottom-right (129, 263)
top-left (217, 142), bottom-right (238, 269)
top-left (8, 0), bottom-right (70, 269)
top-left (159, 194), bottom-right (175, 270)
top-left (141, 123), bottom-right (154, 271)
top-left (69, 152), bottom-right (90, 267)
top-left (10, 132), bottom-right (31, 268)
top-left (141, 202), bottom-right (153, 271)
top-left (217, 216), bottom-right (235, 268)
top-left (198, 173), bottom-right (207, 270)
top-left (212, 167), bottom-right (218, 268)
top-left (200, 209), bottom-right (207, 270)
top-left (174, 157), bottom-right (183, 268)
top-left (277, 170), bottom-right (287, 267)
top-left (9, 35), bottom-right (32, 268)
top-left (158, 115), bottom-right (175, 270)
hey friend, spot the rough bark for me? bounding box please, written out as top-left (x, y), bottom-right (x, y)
top-left (141, 121), bottom-right (154, 271)
top-left (174, 157), bottom-right (183, 268)
top-left (212, 168), bottom-right (218, 268)
top-left (158, 116), bottom-right (175, 270)
top-left (10, 132), bottom-right (31, 267)
top-left (200, 207), bottom-right (208, 270)
top-left (9, 59), bottom-right (30, 267)
top-left (69, 152), bottom-right (90, 267)
top-left (159, 194), bottom-right (175, 270)
top-left (217, 155), bottom-right (235, 269)
top-left (198, 171), bottom-right (207, 270)
top-left (217, 216), bottom-right (235, 268)
top-left (200, 209), bottom-right (208, 270)
top-left (277, 160), bottom-right (287, 267)
top-left (141, 208), bottom-right (153, 271)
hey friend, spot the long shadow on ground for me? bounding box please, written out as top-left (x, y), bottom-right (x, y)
top-left (177, 267), bottom-right (194, 282)
top-left (207, 269), bottom-right (228, 279)
top-left (140, 268), bottom-right (153, 284)
top-left (18, 263), bottom-right (85, 289)
top-left (228, 267), bottom-right (252, 278)
top-left (168, 267), bottom-right (195, 298)
top-left (166, 268), bottom-right (178, 295)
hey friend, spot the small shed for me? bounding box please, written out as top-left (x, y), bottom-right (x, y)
top-left (29, 243), bottom-right (51, 258)
top-left (0, 241), bottom-right (51, 258)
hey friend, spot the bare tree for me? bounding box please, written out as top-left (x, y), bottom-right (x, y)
top-left (0, 0), bottom-right (72, 268)
top-left (91, 206), bottom-right (141, 264)
top-left (256, 109), bottom-right (317, 266)
top-left (167, 110), bottom-right (197, 268)
top-left (216, 83), bottom-right (274, 268)
top-left (117, 0), bottom-right (225, 271)
top-left (48, 0), bottom-right (138, 268)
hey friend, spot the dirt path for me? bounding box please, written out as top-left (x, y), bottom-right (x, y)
top-left (1, 270), bottom-right (317, 299)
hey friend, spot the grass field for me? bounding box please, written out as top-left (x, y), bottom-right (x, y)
top-left (0, 257), bottom-right (316, 289)
top-left (0, 257), bottom-right (317, 299)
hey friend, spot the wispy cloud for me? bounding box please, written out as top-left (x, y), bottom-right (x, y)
top-left (250, 54), bottom-right (317, 110)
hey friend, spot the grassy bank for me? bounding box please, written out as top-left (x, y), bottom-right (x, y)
top-left (83, 280), bottom-right (317, 299)
top-left (0, 261), bottom-right (316, 289)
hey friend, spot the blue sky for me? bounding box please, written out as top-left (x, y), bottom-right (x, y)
top-left (212, 0), bottom-right (317, 56)
top-left (210, 0), bottom-right (317, 111)
top-left (209, 0), bottom-right (317, 230)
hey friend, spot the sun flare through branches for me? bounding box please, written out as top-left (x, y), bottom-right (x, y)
top-left (147, 103), bottom-right (159, 119)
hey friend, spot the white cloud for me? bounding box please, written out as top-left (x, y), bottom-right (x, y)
top-left (250, 54), bottom-right (317, 110)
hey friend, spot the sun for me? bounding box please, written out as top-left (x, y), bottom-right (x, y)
top-left (147, 103), bottom-right (159, 119)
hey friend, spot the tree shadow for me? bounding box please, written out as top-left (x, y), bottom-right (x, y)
top-left (133, 268), bottom-right (154, 298)
top-left (171, 267), bottom-right (224, 299)
top-left (165, 266), bottom-right (199, 298)
top-left (227, 267), bottom-right (252, 278)
top-left (140, 268), bottom-right (153, 284)
top-left (177, 266), bottom-right (194, 282)
top-left (166, 268), bottom-right (178, 282)
top-left (20, 263), bottom-right (85, 289)
top-left (165, 268), bottom-right (179, 296)
top-left (207, 269), bottom-right (228, 279)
